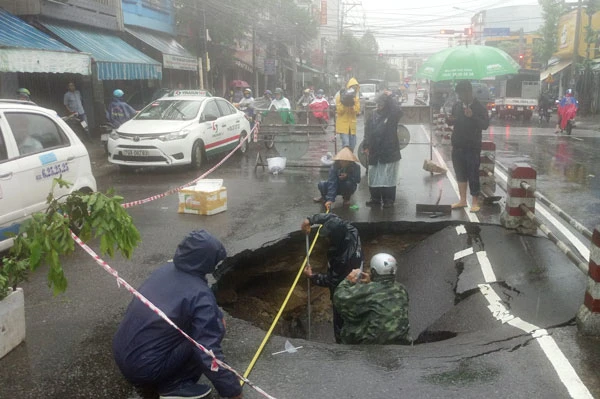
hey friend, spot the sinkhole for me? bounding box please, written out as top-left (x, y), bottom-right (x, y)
top-left (215, 221), bottom-right (463, 344)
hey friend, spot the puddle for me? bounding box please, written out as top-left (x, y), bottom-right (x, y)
top-left (215, 221), bottom-right (458, 344)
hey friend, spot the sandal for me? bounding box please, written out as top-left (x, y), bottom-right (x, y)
top-left (451, 202), bottom-right (468, 209)
top-left (470, 205), bottom-right (481, 213)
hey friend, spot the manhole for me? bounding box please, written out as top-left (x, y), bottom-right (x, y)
top-left (215, 221), bottom-right (458, 344)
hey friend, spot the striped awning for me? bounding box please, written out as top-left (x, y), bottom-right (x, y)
top-left (126, 26), bottom-right (197, 71)
top-left (42, 22), bottom-right (162, 80)
top-left (0, 8), bottom-right (90, 74)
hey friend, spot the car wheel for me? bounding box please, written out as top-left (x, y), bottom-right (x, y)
top-left (239, 131), bottom-right (249, 154)
top-left (191, 140), bottom-right (205, 169)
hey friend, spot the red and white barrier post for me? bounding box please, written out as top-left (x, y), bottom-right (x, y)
top-left (576, 227), bottom-right (600, 335)
top-left (479, 141), bottom-right (496, 195)
top-left (500, 163), bottom-right (537, 234)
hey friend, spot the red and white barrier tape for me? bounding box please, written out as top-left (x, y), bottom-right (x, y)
top-left (121, 123), bottom-right (259, 209)
top-left (70, 230), bottom-right (277, 399)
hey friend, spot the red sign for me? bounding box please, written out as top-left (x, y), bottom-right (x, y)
top-left (320, 0), bottom-right (327, 25)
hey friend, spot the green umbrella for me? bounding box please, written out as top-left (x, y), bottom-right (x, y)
top-left (416, 45), bottom-right (520, 82)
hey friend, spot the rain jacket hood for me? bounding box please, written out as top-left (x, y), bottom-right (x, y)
top-left (346, 77), bottom-right (360, 89)
top-left (173, 230), bottom-right (227, 278)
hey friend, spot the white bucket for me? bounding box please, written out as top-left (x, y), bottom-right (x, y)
top-left (267, 157), bottom-right (286, 174)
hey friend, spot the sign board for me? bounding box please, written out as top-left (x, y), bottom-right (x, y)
top-left (483, 28), bottom-right (511, 37)
top-left (163, 54), bottom-right (198, 71)
top-left (264, 59), bottom-right (277, 75)
top-left (171, 90), bottom-right (209, 97)
top-left (320, 0), bottom-right (327, 25)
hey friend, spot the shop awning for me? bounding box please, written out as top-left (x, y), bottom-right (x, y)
top-left (42, 22), bottom-right (162, 80)
top-left (125, 26), bottom-right (197, 71)
top-left (0, 8), bottom-right (90, 74)
top-left (540, 59), bottom-right (571, 82)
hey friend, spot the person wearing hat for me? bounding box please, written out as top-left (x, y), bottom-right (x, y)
top-left (106, 89), bottom-right (137, 129)
top-left (309, 89), bottom-right (330, 126)
top-left (301, 213), bottom-right (364, 343)
top-left (112, 230), bottom-right (243, 399)
top-left (363, 92), bottom-right (403, 208)
top-left (333, 253), bottom-right (410, 345)
top-left (313, 146), bottom-right (361, 209)
top-left (269, 88), bottom-right (294, 124)
top-left (237, 88), bottom-right (255, 121)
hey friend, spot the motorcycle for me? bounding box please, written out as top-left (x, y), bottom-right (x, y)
top-left (99, 122), bottom-right (114, 154)
top-left (538, 106), bottom-right (551, 126)
top-left (62, 112), bottom-right (90, 142)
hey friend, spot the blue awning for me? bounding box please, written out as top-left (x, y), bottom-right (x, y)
top-left (42, 22), bottom-right (162, 81)
top-left (0, 8), bottom-right (91, 74)
top-left (126, 26), bottom-right (197, 71)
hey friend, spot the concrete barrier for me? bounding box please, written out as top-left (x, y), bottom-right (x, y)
top-left (576, 227), bottom-right (600, 335)
top-left (479, 141), bottom-right (496, 195)
top-left (500, 163), bottom-right (537, 234)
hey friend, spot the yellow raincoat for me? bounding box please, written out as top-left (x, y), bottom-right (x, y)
top-left (335, 77), bottom-right (361, 135)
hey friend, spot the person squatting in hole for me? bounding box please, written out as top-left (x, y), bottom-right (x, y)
top-left (112, 230), bottom-right (243, 399)
top-left (333, 253), bottom-right (410, 345)
top-left (313, 146), bottom-right (361, 210)
top-left (301, 213), bottom-right (364, 343)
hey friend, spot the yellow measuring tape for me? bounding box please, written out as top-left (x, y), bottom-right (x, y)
top-left (242, 212), bottom-right (328, 383)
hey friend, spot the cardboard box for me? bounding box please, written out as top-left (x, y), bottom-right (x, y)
top-left (178, 179), bottom-right (227, 215)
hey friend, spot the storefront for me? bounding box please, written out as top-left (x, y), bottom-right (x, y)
top-left (40, 21), bottom-right (162, 126)
top-left (125, 26), bottom-right (198, 90)
top-left (0, 8), bottom-right (91, 110)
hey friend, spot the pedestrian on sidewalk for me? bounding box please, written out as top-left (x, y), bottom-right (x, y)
top-left (335, 77), bottom-right (361, 151)
top-left (313, 146), bottom-right (361, 209)
top-left (363, 92), bottom-right (402, 208)
top-left (302, 213), bottom-right (364, 343)
top-left (333, 253), bottom-right (410, 345)
top-left (112, 230), bottom-right (243, 399)
top-left (448, 80), bottom-right (489, 213)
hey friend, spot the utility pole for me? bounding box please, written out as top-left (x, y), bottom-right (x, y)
top-left (339, 1), bottom-right (361, 39)
top-left (571, 0), bottom-right (582, 89)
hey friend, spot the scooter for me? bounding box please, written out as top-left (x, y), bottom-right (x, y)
top-left (99, 122), bottom-right (114, 154)
top-left (62, 113), bottom-right (90, 142)
top-left (538, 106), bottom-right (551, 126)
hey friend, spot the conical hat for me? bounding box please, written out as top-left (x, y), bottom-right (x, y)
top-left (333, 147), bottom-right (359, 162)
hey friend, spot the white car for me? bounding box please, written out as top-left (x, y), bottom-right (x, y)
top-left (0, 100), bottom-right (97, 252)
top-left (107, 93), bottom-right (251, 169)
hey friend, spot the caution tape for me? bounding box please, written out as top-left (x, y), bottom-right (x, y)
top-left (69, 229), bottom-right (277, 399)
top-left (121, 123), bottom-right (259, 209)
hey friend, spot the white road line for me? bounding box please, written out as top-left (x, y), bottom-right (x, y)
top-left (426, 124), bottom-right (594, 398)
top-left (454, 247), bottom-right (474, 260)
top-left (456, 225), bottom-right (467, 235)
top-left (494, 168), bottom-right (590, 261)
top-left (476, 251), bottom-right (497, 283)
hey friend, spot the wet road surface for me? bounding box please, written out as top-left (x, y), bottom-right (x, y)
top-left (1, 115), bottom-right (599, 398)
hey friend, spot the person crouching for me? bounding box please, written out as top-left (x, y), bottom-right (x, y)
top-left (313, 146), bottom-right (361, 209)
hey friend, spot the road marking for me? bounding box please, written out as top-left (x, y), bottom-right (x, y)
top-left (494, 168), bottom-right (590, 261)
top-left (454, 247), bottom-right (474, 260)
top-left (424, 125), bottom-right (595, 398)
top-left (456, 225), bottom-right (467, 235)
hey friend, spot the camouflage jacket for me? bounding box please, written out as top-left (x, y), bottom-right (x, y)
top-left (333, 275), bottom-right (410, 345)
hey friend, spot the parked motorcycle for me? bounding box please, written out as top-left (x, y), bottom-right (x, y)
top-left (62, 112), bottom-right (90, 142)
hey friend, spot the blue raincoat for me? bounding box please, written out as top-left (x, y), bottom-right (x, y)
top-left (112, 230), bottom-right (241, 397)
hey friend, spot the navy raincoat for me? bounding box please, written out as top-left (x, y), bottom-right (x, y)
top-left (112, 230), bottom-right (241, 397)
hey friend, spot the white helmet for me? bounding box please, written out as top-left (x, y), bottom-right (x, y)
top-left (370, 253), bottom-right (397, 276)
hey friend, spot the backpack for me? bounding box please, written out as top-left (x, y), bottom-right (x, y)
top-left (340, 89), bottom-right (356, 107)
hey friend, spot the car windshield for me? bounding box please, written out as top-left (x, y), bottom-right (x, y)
top-left (135, 99), bottom-right (204, 121)
top-left (362, 84), bottom-right (376, 93)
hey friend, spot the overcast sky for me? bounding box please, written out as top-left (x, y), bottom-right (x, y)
top-left (345, 0), bottom-right (540, 53)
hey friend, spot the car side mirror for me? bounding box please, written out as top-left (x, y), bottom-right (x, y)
top-left (202, 114), bottom-right (218, 122)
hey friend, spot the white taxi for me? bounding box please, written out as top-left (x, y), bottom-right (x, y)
top-left (0, 100), bottom-right (97, 252)
top-left (107, 91), bottom-right (251, 169)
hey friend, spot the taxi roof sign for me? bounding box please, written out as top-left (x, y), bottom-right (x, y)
top-left (169, 89), bottom-right (212, 97)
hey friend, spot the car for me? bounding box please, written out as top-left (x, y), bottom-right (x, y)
top-left (107, 91), bottom-right (251, 170)
top-left (0, 100), bottom-right (97, 252)
top-left (359, 83), bottom-right (377, 112)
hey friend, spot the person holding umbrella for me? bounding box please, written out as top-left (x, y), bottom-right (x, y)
top-left (448, 80), bottom-right (489, 213)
